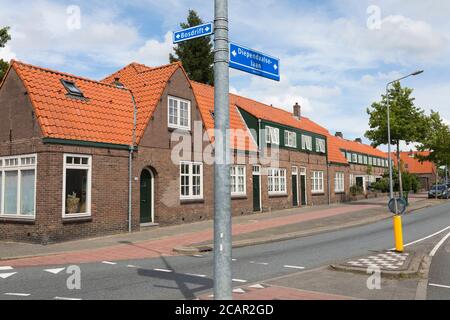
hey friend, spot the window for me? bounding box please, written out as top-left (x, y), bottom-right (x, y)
top-left (302, 135), bottom-right (312, 151)
top-left (335, 172), bottom-right (345, 193)
top-left (265, 126), bottom-right (280, 145)
top-left (316, 138), bottom-right (326, 153)
top-left (311, 171), bottom-right (324, 193)
top-left (0, 154), bottom-right (36, 218)
top-left (61, 79), bottom-right (84, 97)
top-left (346, 152), bottom-right (352, 162)
top-left (231, 165), bottom-right (246, 196)
top-left (180, 162), bottom-right (203, 200)
top-left (368, 157), bottom-right (373, 166)
top-left (358, 155), bottom-right (363, 164)
top-left (63, 154), bottom-right (91, 217)
top-left (284, 130), bottom-right (297, 148)
top-left (363, 156), bottom-right (368, 165)
top-left (268, 168), bottom-right (287, 195)
top-left (168, 96), bottom-right (191, 130)
top-left (352, 153), bottom-right (357, 163)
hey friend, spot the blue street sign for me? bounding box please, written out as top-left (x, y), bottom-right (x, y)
top-left (229, 43), bottom-right (280, 81)
top-left (173, 22), bottom-right (214, 44)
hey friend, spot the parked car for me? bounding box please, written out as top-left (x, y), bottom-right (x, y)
top-left (428, 184), bottom-right (449, 199)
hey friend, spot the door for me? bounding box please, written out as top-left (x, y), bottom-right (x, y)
top-left (292, 167), bottom-right (299, 206)
top-left (300, 167), bottom-right (307, 206)
top-left (140, 169), bottom-right (153, 223)
top-left (252, 165), bottom-right (261, 212)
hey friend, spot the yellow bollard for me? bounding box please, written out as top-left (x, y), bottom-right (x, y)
top-left (393, 215), bottom-right (404, 253)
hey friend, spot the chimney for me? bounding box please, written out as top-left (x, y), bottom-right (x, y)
top-left (293, 102), bottom-right (301, 119)
top-left (335, 132), bottom-right (343, 138)
top-left (355, 138), bottom-right (362, 143)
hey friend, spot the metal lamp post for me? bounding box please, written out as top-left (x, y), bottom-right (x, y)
top-left (386, 70), bottom-right (424, 252)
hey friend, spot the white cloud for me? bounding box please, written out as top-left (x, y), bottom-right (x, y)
top-left (0, 45), bottom-right (16, 61)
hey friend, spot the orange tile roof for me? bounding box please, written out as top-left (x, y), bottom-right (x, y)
top-left (326, 135), bottom-right (349, 164)
top-left (11, 60), bottom-right (136, 146)
top-left (393, 151), bottom-right (436, 174)
top-left (191, 81), bottom-right (258, 152)
top-left (102, 62), bottom-right (181, 144)
top-left (334, 136), bottom-right (387, 159)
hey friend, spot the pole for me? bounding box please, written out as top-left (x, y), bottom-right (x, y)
top-left (213, 0), bottom-right (232, 300)
top-left (397, 142), bottom-right (403, 199)
top-left (386, 84), bottom-right (395, 207)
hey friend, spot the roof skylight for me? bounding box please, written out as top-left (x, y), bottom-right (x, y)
top-left (61, 79), bottom-right (84, 97)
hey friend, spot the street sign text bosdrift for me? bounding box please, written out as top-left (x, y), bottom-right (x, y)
top-left (173, 22), bottom-right (214, 44)
top-left (229, 43), bottom-right (280, 81)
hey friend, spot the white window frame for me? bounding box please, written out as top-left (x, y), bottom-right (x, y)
top-left (311, 171), bottom-right (324, 193)
top-left (351, 153), bottom-right (357, 163)
top-left (368, 157), bottom-right (373, 166)
top-left (168, 96), bottom-right (191, 130)
top-left (301, 135), bottom-right (313, 151)
top-left (268, 168), bottom-right (287, 196)
top-left (358, 154), bottom-right (363, 164)
top-left (316, 138), bottom-right (326, 153)
top-left (346, 152), bottom-right (352, 162)
top-left (0, 154), bottom-right (37, 219)
top-left (265, 126), bottom-right (280, 145)
top-left (363, 156), bottom-right (368, 165)
top-left (335, 172), bottom-right (345, 193)
top-left (62, 154), bottom-right (92, 218)
top-left (231, 165), bottom-right (246, 196)
top-left (179, 161), bottom-right (204, 200)
top-left (284, 130), bottom-right (297, 148)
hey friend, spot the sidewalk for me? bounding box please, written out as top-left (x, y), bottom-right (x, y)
top-left (0, 193), bottom-right (441, 267)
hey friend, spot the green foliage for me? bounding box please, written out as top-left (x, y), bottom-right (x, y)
top-left (372, 168), bottom-right (420, 193)
top-left (350, 185), bottom-right (364, 196)
top-left (365, 82), bottom-right (428, 147)
top-left (0, 26), bottom-right (11, 82)
top-left (169, 10), bottom-right (214, 85)
top-left (416, 111), bottom-right (450, 168)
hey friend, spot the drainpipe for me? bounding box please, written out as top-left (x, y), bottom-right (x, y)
top-left (128, 90), bottom-right (138, 232)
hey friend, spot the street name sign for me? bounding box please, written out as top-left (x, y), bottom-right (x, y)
top-left (229, 42), bottom-right (280, 81)
top-left (173, 22), bottom-right (214, 44)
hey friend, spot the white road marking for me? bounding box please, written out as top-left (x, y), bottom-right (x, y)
top-left (250, 261), bottom-right (269, 265)
top-left (0, 266), bottom-right (13, 271)
top-left (154, 268), bottom-right (173, 273)
top-left (101, 261), bottom-right (117, 265)
top-left (127, 265), bottom-right (138, 268)
top-left (430, 231), bottom-right (450, 257)
top-left (186, 273), bottom-right (207, 278)
top-left (283, 265), bottom-right (305, 270)
top-left (391, 226), bottom-right (450, 250)
top-left (0, 272), bottom-right (17, 279)
top-left (232, 279), bottom-right (248, 283)
top-left (54, 296), bottom-right (82, 300)
top-left (5, 293), bottom-right (30, 297)
top-left (232, 288), bottom-right (246, 294)
top-left (44, 268), bottom-right (65, 275)
top-left (429, 283), bottom-right (450, 289)
top-left (193, 255), bottom-right (203, 258)
top-left (232, 259), bottom-right (237, 262)
top-left (249, 284), bottom-right (265, 289)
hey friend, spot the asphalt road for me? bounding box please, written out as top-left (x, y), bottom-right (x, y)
top-left (1, 202), bottom-right (450, 300)
top-left (427, 232), bottom-right (450, 300)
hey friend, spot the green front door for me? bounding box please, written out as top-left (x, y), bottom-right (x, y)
top-left (253, 174), bottom-right (261, 212)
top-left (292, 174), bottom-right (298, 206)
top-left (300, 175), bottom-right (307, 206)
top-left (140, 170), bottom-right (152, 223)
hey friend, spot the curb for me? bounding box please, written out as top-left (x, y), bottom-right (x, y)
top-left (415, 255), bottom-right (431, 300)
top-left (173, 214), bottom-right (390, 254)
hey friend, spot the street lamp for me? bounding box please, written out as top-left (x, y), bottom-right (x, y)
top-left (385, 70), bottom-right (424, 252)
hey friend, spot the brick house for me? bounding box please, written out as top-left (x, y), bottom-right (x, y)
top-left (0, 60), bottom-right (389, 243)
top-left (395, 151), bottom-right (437, 191)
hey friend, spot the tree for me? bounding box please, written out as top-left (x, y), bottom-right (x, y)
top-left (365, 81), bottom-right (428, 197)
top-left (0, 26), bottom-right (11, 82)
top-left (415, 111), bottom-right (450, 197)
top-left (170, 10), bottom-right (214, 85)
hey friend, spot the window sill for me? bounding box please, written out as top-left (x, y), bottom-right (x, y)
top-left (231, 194), bottom-right (248, 200)
top-left (62, 216), bottom-right (92, 224)
top-left (168, 126), bottom-right (191, 133)
top-left (334, 191), bottom-right (346, 195)
top-left (180, 198), bottom-right (204, 204)
top-left (0, 216), bottom-right (36, 224)
top-left (312, 192), bottom-right (325, 196)
top-left (269, 193), bottom-right (288, 198)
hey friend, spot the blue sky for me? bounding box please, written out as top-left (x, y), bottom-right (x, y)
top-left (1, 0), bottom-right (449, 149)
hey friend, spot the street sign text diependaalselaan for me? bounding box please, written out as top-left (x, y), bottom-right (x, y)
top-left (173, 22), bottom-right (214, 44)
top-left (229, 42), bottom-right (280, 81)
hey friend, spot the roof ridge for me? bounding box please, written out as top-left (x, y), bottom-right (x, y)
top-left (12, 60), bottom-right (128, 91)
top-left (138, 61), bottom-right (180, 74)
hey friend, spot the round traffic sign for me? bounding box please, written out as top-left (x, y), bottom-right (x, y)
top-left (388, 198), bottom-right (407, 215)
